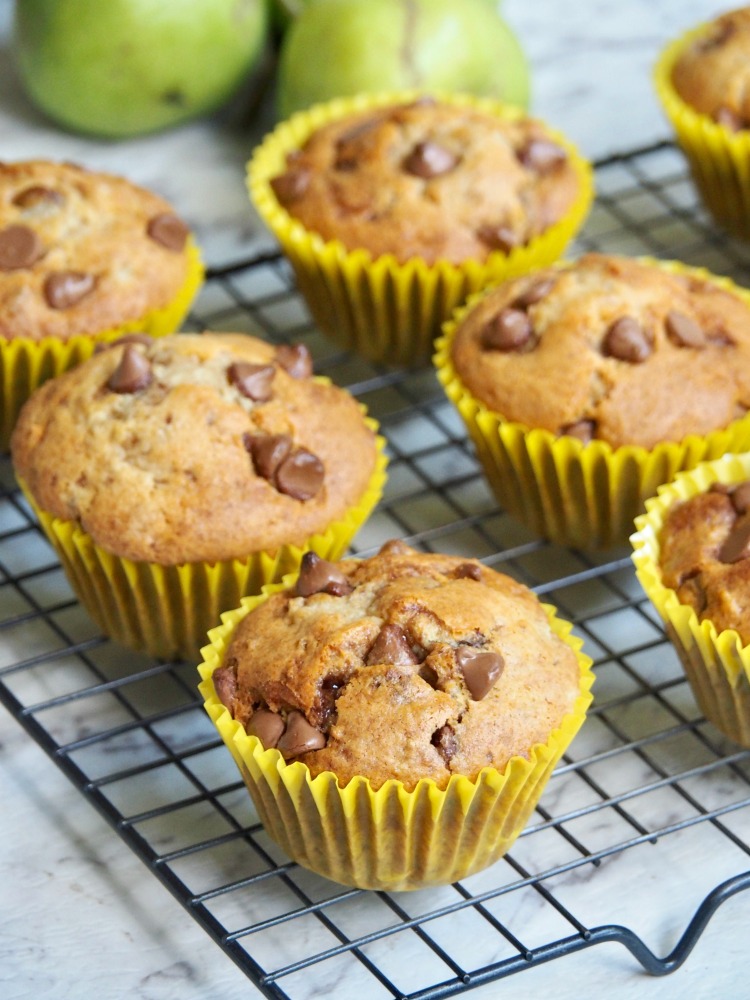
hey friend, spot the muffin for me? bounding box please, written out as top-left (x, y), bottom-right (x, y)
top-left (198, 540), bottom-right (594, 890)
top-left (631, 453), bottom-right (750, 746)
top-left (435, 253), bottom-right (750, 549)
top-left (248, 91), bottom-right (593, 366)
top-left (11, 332), bottom-right (386, 661)
top-left (0, 159), bottom-right (204, 450)
top-left (655, 6), bottom-right (750, 238)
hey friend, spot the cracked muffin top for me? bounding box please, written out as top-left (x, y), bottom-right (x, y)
top-left (448, 253), bottom-right (750, 450)
top-left (0, 159), bottom-right (197, 340)
top-left (268, 97), bottom-right (582, 266)
top-left (659, 479), bottom-right (750, 643)
top-left (10, 332), bottom-right (378, 564)
top-left (671, 7), bottom-right (750, 131)
top-left (211, 540), bottom-right (582, 790)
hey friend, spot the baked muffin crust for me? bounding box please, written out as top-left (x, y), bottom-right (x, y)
top-left (213, 541), bottom-right (582, 790)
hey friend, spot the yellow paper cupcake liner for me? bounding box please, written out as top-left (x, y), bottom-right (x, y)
top-left (631, 453), bottom-right (750, 746)
top-left (248, 90), bottom-right (593, 368)
top-left (198, 584), bottom-right (593, 891)
top-left (0, 239), bottom-right (204, 453)
top-left (434, 257), bottom-right (750, 550)
top-left (16, 418), bottom-right (387, 662)
top-left (654, 26), bottom-right (750, 239)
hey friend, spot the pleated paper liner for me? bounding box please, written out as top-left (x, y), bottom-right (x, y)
top-left (16, 419), bottom-right (387, 662)
top-left (654, 26), bottom-right (750, 240)
top-left (247, 90), bottom-right (593, 368)
top-left (0, 239), bottom-right (204, 452)
top-left (198, 586), bottom-right (593, 891)
top-left (631, 454), bottom-right (750, 747)
top-left (434, 257), bottom-right (750, 550)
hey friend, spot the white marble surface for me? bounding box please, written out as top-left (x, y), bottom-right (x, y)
top-left (1, 1), bottom-right (747, 998)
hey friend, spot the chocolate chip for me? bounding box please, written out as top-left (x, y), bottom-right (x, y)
top-left (665, 310), bottom-right (706, 348)
top-left (715, 105), bottom-right (743, 131)
top-left (365, 624), bottom-right (420, 666)
top-left (94, 333), bottom-right (155, 354)
top-left (455, 562), bottom-right (482, 581)
top-left (456, 646), bottom-right (504, 700)
top-left (275, 342), bottom-right (313, 379)
top-left (318, 675), bottom-right (345, 729)
top-left (0, 224), bottom-right (43, 270)
top-left (296, 551), bottom-right (351, 597)
top-left (245, 433), bottom-right (292, 482)
top-left (248, 709), bottom-right (286, 749)
top-left (481, 308), bottom-right (533, 352)
top-left (107, 344), bottom-right (153, 393)
top-left (476, 223), bottom-right (521, 253)
top-left (12, 185), bottom-right (63, 209)
top-left (518, 138), bottom-right (567, 173)
top-left (431, 724), bottom-right (457, 764)
top-left (731, 481), bottom-right (750, 515)
top-left (403, 141), bottom-right (458, 178)
top-left (43, 271), bottom-right (95, 309)
top-left (270, 167), bottom-right (311, 203)
top-left (513, 277), bottom-right (555, 310)
top-left (719, 517), bottom-right (750, 563)
top-left (228, 362), bottom-right (275, 402)
top-left (146, 213), bottom-right (189, 252)
top-left (276, 710), bottom-right (326, 756)
top-left (212, 662), bottom-right (237, 710)
top-left (603, 316), bottom-right (652, 363)
top-left (561, 419), bottom-right (595, 443)
top-left (276, 449), bottom-right (324, 501)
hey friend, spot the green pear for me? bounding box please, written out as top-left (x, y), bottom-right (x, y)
top-left (13, 0), bottom-right (270, 138)
top-left (276, 0), bottom-right (528, 119)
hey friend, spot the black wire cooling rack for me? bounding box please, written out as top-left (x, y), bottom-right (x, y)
top-left (3, 141), bottom-right (750, 1000)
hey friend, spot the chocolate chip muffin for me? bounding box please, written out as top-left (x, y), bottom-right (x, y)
top-left (435, 254), bottom-right (750, 548)
top-left (268, 97), bottom-right (582, 266)
top-left (10, 332), bottom-right (386, 659)
top-left (248, 91), bottom-right (592, 365)
top-left (211, 540), bottom-right (583, 790)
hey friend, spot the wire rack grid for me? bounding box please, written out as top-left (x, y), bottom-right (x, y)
top-left (2, 141), bottom-right (750, 1000)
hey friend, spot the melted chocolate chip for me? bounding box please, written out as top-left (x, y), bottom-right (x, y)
top-left (455, 646), bottom-right (504, 700)
top-left (12, 185), bottom-right (63, 209)
top-left (270, 167), bottom-right (311, 203)
top-left (561, 419), bottom-right (595, 443)
top-left (365, 624), bottom-right (420, 666)
top-left (455, 562), bottom-right (482, 581)
top-left (276, 449), bottom-right (324, 500)
top-left (228, 362), bottom-right (275, 402)
top-left (476, 223), bottom-right (521, 253)
top-left (296, 551), bottom-right (352, 597)
top-left (513, 277), bottom-right (555, 309)
top-left (603, 316), bottom-right (652, 363)
top-left (719, 517), bottom-right (750, 564)
top-left (731, 481), bottom-right (750, 514)
top-left (245, 433), bottom-right (292, 482)
top-left (431, 724), bottom-right (457, 764)
top-left (107, 344), bottom-right (153, 394)
top-left (212, 662), bottom-right (237, 710)
top-left (44, 271), bottom-right (95, 310)
top-left (147, 213), bottom-right (190, 252)
top-left (665, 310), bottom-right (706, 349)
top-left (275, 342), bottom-right (313, 379)
top-left (276, 710), bottom-right (326, 756)
top-left (518, 138), bottom-right (567, 173)
top-left (481, 308), bottom-right (533, 352)
top-left (403, 141), bottom-right (458, 178)
top-left (318, 675), bottom-right (346, 729)
top-left (248, 709), bottom-right (286, 749)
top-left (0, 224), bottom-right (43, 270)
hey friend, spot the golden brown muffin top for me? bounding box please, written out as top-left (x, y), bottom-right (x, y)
top-left (212, 540), bottom-right (582, 791)
top-left (10, 332), bottom-right (378, 564)
top-left (0, 160), bottom-right (195, 341)
top-left (269, 98), bottom-right (581, 266)
top-left (671, 7), bottom-right (750, 129)
top-left (659, 480), bottom-right (750, 643)
top-left (449, 253), bottom-right (750, 450)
